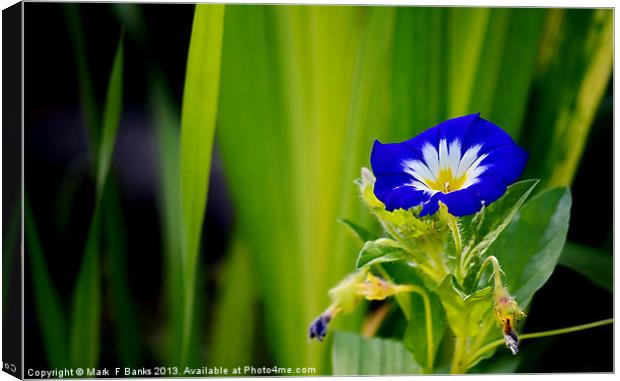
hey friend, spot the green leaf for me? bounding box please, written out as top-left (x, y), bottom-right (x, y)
top-left (103, 182), bottom-right (140, 365)
top-left (150, 73), bottom-right (185, 364)
top-left (462, 179), bottom-right (539, 254)
top-left (207, 239), bottom-right (256, 367)
top-left (558, 242), bottom-right (612, 293)
top-left (356, 238), bottom-right (407, 269)
top-left (403, 288), bottom-right (447, 372)
top-left (69, 210), bottom-right (102, 368)
top-left (178, 3), bottom-right (225, 365)
top-left (488, 187), bottom-right (572, 303)
top-left (332, 331), bottom-right (421, 375)
top-left (95, 34), bottom-right (124, 198)
top-left (339, 219), bottom-right (379, 244)
top-left (524, 9), bottom-right (613, 187)
top-left (69, 33), bottom-right (124, 369)
top-left (25, 199), bottom-right (68, 368)
top-left (376, 261), bottom-right (447, 371)
top-left (465, 9), bottom-right (546, 139)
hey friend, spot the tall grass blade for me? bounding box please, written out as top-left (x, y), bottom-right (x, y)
top-left (69, 33), bottom-right (124, 368)
top-left (113, 3), bottom-right (186, 364)
top-left (25, 198), bottom-right (68, 368)
top-left (523, 9), bottom-right (612, 187)
top-left (103, 181), bottom-right (141, 365)
top-left (95, 34), bottom-right (125, 198)
top-left (464, 8), bottom-right (545, 139)
top-left (150, 73), bottom-right (185, 364)
top-left (179, 4), bottom-right (225, 365)
top-left (218, 5), bottom-right (396, 370)
top-left (207, 239), bottom-right (255, 367)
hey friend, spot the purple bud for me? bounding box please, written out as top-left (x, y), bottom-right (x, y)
top-left (308, 313), bottom-right (332, 342)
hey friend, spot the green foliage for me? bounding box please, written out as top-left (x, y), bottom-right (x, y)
top-left (178, 4), bottom-right (225, 365)
top-left (69, 33), bottom-right (124, 369)
top-left (149, 73), bottom-right (185, 364)
top-left (356, 239), bottom-right (407, 269)
top-left (488, 187), bottom-right (572, 304)
top-left (24, 4), bottom-right (612, 375)
top-left (25, 200), bottom-right (68, 368)
top-left (462, 179), bottom-right (539, 252)
top-left (207, 240), bottom-right (256, 367)
top-left (524, 9), bottom-right (613, 187)
top-left (103, 183), bottom-right (141, 366)
top-left (339, 219), bottom-right (379, 245)
top-left (558, 242), bottom-right (613, 293)
top-left (403, 287), bottom-right (447, 372)
top-left (332, 331), bottom-right (420, 375)
top-left (95, 36), bottom-right (124, 197)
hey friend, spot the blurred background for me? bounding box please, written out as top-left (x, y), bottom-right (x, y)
top-left (18, 3), bottom-right (612, 375)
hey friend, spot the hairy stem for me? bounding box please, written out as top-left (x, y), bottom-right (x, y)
top-left (446, 215), bottom-right (463, 280)
top-left (466, 318), bottom-right (614, 369)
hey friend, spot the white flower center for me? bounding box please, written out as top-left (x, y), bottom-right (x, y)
top-left (401, 139), bottom-right (489, 194)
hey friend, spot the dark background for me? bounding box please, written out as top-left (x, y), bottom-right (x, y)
top-left (22, 2), bottom-right (613, 373)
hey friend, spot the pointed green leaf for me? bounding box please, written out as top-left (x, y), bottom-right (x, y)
top-left (488, 187), bottom-right (572, 303)
top-left (95, 34), bottom-right (124, 198)
top-left (462, 179), bottom-right (539, 255)
top-left (25, 199), bottom-right (68, 368)
top-left (178, 4), bottom-right (225, 365)
top-left (69, 33), bottom-right (124, 369)
top-left (338, 219), bottom-right (379, 244)
top-left (356, 238), bottom-right (406, 269)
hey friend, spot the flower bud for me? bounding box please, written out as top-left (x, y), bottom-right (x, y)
top-left (308, 306), bottom-right (339, 342)
top-left (356, 273), bottom-right (413, 301)
top-left (494, 287), bottom-right (525, 355)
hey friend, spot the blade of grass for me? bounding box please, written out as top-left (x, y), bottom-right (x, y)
top-left (390, 7), bottom-right (448, 140)
top-left (523, 9), bottom-right (612, 187)
top-left (218, 5), bottom-right (301, 367)
top-left (67, 9), bottom-right (141, 365)
top-left (218, 6), bottom-right (392, 370)
top-left (69, 33), bottom-right (124, 368)
top-left (465, 8), bottom-right (546, 139)
top-left (24, 198), bottom-right (68, 368)
top-left (178, 3), bottom-right (225, 366)
top-left (150, 72), bottom-right (185, 364)
top-left (113, 4), bottom-right (185, 364)
top-left (103, 180), bottom-right (140, 365)
top-left (207, 238), bottom-right (255, 367)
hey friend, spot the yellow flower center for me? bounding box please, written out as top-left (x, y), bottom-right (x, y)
top-left (424, 168), bottom-right (468, 193)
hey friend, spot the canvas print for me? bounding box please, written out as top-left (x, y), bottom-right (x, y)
top-left (2, 2), bottom-right (614, 377)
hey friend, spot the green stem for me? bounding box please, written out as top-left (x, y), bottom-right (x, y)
top-left (451, 330), bottom-right (468, 374)
top-left (408, 285), bottom-right (435, 372)
top-left (474, 255), bottom-right (502, 289)
top-left (375, 266), bottom-right (435, 372)
top-left (446, 214), bottom-right (463, 280)
top-left (467, 318), bottom-right (613, 368)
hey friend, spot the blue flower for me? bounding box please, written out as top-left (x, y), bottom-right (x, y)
top-left (370, 113), bottom-right (527, 216)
